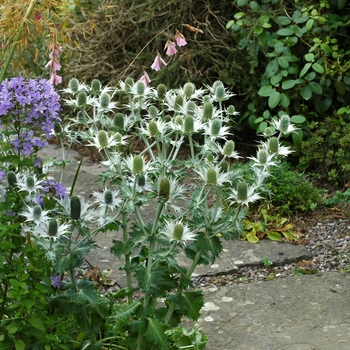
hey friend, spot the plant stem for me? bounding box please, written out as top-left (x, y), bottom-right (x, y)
top-left (141, 201), bottom-right (164, 311)
top-left (188, 134), bottom-right (195, 159)
top-left (121, 211), bottom-right (133, 305)
top-left (211, 187), bottom-right (222, 224)
top-left (164, 249), bottom-right (203, 324)
top-left (121, 23), bottom-right (175, 78)
top-left (68, 266), bottom-right (96, 343)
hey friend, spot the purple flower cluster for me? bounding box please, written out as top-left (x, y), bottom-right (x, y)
top-left (51, 274), bottom-right (63, 289)
top-left (0, 170), bottom-right (5, 182)
top-left (35, 179), bottom-right (67, 205)
top-left (11, 130), bottom-right (48, 157)
top-left (0, 76), bottom-right (61, 137)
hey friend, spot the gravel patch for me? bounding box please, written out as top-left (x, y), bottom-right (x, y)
top-left (191, 208), bottom-right (350, 288)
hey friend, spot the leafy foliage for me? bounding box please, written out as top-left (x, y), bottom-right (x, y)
top-left (264, 162), bottom-right (322, 213)
top-left (323, 188), bottom-right (350, 206)
top-left (226, 0), bottom-right (350, 149)
top-left (297, 113), bottom-right (350, 185)
top-left (241, 209), bottom-right (299, 243)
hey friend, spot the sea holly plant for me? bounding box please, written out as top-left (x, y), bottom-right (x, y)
top-left (0, 74), bottom-right (297, 349)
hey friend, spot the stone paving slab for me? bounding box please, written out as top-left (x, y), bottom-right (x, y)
top-left (189, 272), bottom-right (350, 350)
top-left (191, 240), bottom-right (313, 277)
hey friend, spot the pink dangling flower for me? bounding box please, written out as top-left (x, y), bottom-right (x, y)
top-left (45, 60), bottom-right (61, 71)
top-left (46, 43), bottom-right (63, 86)
top-left (164, 40), bottom-right (177, 56)
top-left (140, 71), bottom-right (151, 87)
top-left (49, 72), bottom-right (62, 85)
top-left (175, 30), bottom-right (187, 47)
top-left (151, 52), bottom-right (167, 71)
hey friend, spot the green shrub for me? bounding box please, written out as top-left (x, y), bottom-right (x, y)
top-left (264, 162), bottom-right (322, 214)
top-left (225, 0), bottom-right (350, 182)
top-left (298, 111), bottom-right (350, 185)
top-left (227, 0), bottom-right (350, 134)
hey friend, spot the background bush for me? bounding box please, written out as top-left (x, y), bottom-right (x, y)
top-left (62, 0), bottom-right (238, 89)
top-left (62, 0), bottom-right (350, 184)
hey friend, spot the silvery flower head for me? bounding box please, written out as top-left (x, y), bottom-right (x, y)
top-left (93, 188), bottom-right (122, 211)
top-left (163, 220), bottom-right (196, 245)
top-left (129, 174), bottom-right (153, 193)
top-left (57, 196), bottom-right (95, 223)
top-left (229, 182), bottom-right (261, 206)
top-left (203, 119), bottom-right (231, 141)
top-left (61, 78), bottom-right (88, 94)
top-left (95, 92), bottom-right (118, 112)
top-left (206, 80), bottom-right (236, 102)
top-left (124, 154), bottom-right (153, 175)
top-left (35, 218), bottom-right (69, 241)
top-left (248, 148), bottom-right (276, 169)
top-left (154, 177), bottom-right (186, 213)
top-left (17, 173), bottom-right (43, 195)
top-left (263, 137), bottom-right (293, 157)
top-left (21, 204), bottom-right (50, 226)
top-left (88, 130), bottom-right (118, 151)
top-left (138, 119), bottom-right (169, 138)
top-left (195, 165), bottom-right (231, 187)
top-left (272, 115), bottom-right (298, 135)
top-left (220, 140), bottom-right (241, 159)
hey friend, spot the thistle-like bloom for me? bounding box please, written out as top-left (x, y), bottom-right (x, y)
top-left (36, 218), bottom-right (69, 241)
top-left (95, 92), bottom-right (118, 112)
top-left (140, 71), bottom-right (151, 87)
top-left (93, 188), bottom-right (122, 210)
top-left (138, 119), bottom-right (169, 137)
top-left (203, 119), bottom-right (231, 141)
top-left (220, 140), bottom-right (241, 159)
top-left (57, 196), bottom-right (95, 223)
top-left (195, 165), bottom-right (231, 187)
top-left (226, 105), bottom-right (240, 116)
top-left (17, 173), bottom-right (43, 195)
top-left (175, 30), bottom-right (187, 47)
top-left (206, 81), bottom-right (236, 102)
top-left (151, 52), bottom-right (167, 71)
top-left (124, 154), bottom-right (153, 175)
top-left (164, 40), bottom-right (177, 56)
top-left (88, 130), bottom-right (118, 151)
top-left (229, 182), bottom-right (261, 206)
top-left (63, 93), bottom-right (98, 109)
top-left (21, 204), bottom-right (50, 226)
top-left (272, 115), bottom-right (298, 135)
top-left (129, 174), bottom-right (153, 193)
top-left (61, 78), bottom-right (88, 94)
top-left (261, 137), bottom-right (293, 157)
top-left (154, 177), bottom-right (186, 213)
top-left (162, 220), bottom-right (196, 244)
top-left (248, 148), bottom-right (276, 169)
